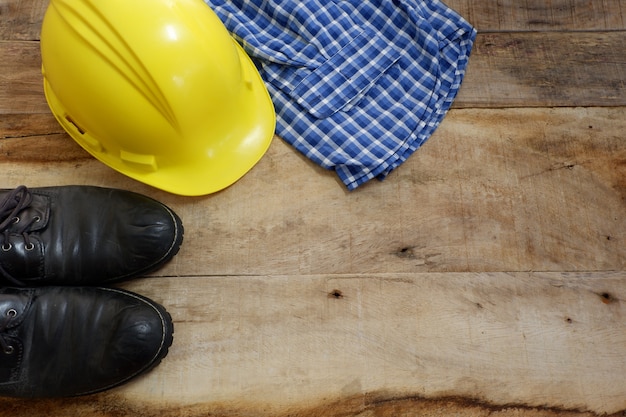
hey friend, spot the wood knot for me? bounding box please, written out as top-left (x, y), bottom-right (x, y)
top-left (395, 246), bottom-right (416, 259)
top-left (599, 292), bottom-right (615, 304)
top-left (328, 289), bottom-right (344, 299)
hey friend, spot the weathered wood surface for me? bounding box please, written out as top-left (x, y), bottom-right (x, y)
top-left (1, 0), bottom-right (626, 416)
top-left (446, 0), bottom-right (626, 32)
top-left (2, 112), bottom-right (625, 416)
top-left (457, 32), bottom-right (626, 107)
top-left (2, 107), bottom-right (626, 275)
top-left (2, 272), bottom-right (625, 417)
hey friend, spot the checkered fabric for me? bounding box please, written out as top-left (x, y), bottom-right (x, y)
top-left (206, 0), bottom-right (477, 190)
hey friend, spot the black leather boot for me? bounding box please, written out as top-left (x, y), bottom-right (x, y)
top-left (0, 185), bottom-right (183, 286)
top-left (0, 286), bottom-right (173, 397)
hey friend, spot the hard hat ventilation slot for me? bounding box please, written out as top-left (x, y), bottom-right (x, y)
top-left (65, 116), bottom-right (85, 135)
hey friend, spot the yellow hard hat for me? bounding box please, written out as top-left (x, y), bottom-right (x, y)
top-left (40, 0), bottom-right (275, 196)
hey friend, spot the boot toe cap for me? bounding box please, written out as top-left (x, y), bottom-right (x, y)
top-left (0, 287), bottom-right (174, 398)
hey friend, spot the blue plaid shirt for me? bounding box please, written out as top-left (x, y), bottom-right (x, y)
top-left (206, 0), bottom-right (476, 190)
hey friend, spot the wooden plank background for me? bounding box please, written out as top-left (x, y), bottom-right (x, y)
top-left (1, 0), bottom-right (626, 416)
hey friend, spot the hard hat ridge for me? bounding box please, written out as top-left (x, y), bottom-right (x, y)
top-left (51, 0), bottom-right (181, 132)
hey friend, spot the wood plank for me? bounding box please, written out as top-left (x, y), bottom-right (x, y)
top-left (2, 0), bottom-right (626, 41)
top-left (0, 41), bottom-right (47, 115)
top-left (455, 31), bottom-right (626, 108)
top-left (1, 107), bottom-right (625, 275)
top-left (446, 0), bottom-right (626, 32)
top-left (0, 272), bottom-right (624, 416)
top-left (5, 31), bottom-right (626, 115)
top-left (0, 0), bottom-right (47, 41)
top-left (0, 113), bottom-right (62, 139)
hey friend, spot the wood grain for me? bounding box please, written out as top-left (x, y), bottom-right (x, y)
top-left (1, 272), bottom-right (625, 416)
top-left (0, 41), bottom-right (47, 115)
top-left (446, 0), bottom-right (626, 32)
top-left (6, 108), bottom-right (626, 275)
top-left (4, 107), bottom-right (625, 276)
top-left (456, 31), bottom-right (626, 107)
top-left (0, 0), bottom-right (47, 40)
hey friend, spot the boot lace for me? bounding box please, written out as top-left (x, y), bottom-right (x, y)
top-left (0, 186), bottom-right (40, 286)
top-left (0, 307), bottom-right (17, 355)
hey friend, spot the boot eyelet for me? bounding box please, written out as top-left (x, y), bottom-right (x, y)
top-left (24, 243), bottom-right (35, 251)
top-left (11, 217), bottom-right (19, 224)
top-left (1, 243), bottom-right (12, 251)
top-left (33, 216), bottom-right (41, 222)
top-left (2, 310), bottom-right (18, 354)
